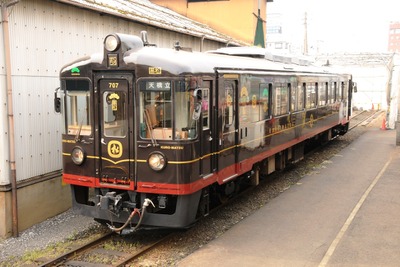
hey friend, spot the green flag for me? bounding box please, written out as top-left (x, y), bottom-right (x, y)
top-left (254, 11), bottom-right (265, 48)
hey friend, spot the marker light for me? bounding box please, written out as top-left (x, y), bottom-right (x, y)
top-left (148, 152), bottom-right (167, 171)
top-left (104, 34), bottom-right (120, 52)
top-left (71, 147), bottom-right (85, 165)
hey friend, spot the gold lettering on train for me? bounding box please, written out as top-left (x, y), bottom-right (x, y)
top-left (108, 56), bottom-right (118, 66)
top-left (149, 67), bottom-right (162, 75)
top-left (223, 74), bottom-right (239, 79)
top-left (108, 82), bottom-right (119, 89)
top-left (160, 145), bottom-right (184, 150)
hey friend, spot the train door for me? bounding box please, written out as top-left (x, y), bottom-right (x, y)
top-left (95, 74), bottom-right (134, 188)
top-left (218, 76), bottom-right (239, 179)
top-left (199, 81), bottom-right (216, 176)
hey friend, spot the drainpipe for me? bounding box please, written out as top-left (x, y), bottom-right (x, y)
top-left (200, 35), bottom-right (205, 52)
top-left (1, 0), bottom-right (19, 237)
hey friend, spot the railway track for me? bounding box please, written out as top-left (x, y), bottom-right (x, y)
top-left (39, 230), bottom-right (174, 266)
top-left (349, 110), bottom-right (382, 130)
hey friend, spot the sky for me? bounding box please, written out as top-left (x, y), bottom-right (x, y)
top-left (267, 0), bottom-right (400, 53)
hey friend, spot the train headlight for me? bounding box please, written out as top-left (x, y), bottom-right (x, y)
top-left (71, 147), bottom-right (86, 165)
top-left (104, 34), bottom-right (120, 52)
top-left (148, 152), bottom-right (167, 171)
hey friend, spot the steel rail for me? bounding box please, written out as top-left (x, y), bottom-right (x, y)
top-left (39, 232), bottom-right (113, 267)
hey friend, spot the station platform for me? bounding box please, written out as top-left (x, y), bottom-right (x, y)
top-left (178, 126), bottom-right (400, 267)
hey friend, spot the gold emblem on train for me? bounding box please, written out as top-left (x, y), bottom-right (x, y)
top-left (149, 67), bottom-right (162, 75)
top-left (107, 93), bottom-right (120, 111)
top-left (108, 140), bottom-right (123, 158)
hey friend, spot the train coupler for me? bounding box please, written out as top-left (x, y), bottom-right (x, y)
top-left (107, 198), bottom-right (155, 234)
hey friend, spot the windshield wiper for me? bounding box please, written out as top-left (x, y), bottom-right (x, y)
top-left (143, 109), bottom-right (158, 147)
top-left (75, 118), bottom-right (84, 143)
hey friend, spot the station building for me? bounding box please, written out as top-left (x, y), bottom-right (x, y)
top-left (0, 0), bottom-right (244, 238)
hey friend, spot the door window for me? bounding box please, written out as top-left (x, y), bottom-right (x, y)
top-left (224, 82), bottom-right (235, 127)
top-left (102, 91), bottom-right (127, 137)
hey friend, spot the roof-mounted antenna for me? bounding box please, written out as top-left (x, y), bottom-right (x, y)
top-left (141, 31), bottom-right (149, 46)
top-left (140, 31), bottom-right (156, 47)
top-left (174, 41), bottom-right (192, 52)
top-left (174, 41), bottom-right (182, 51)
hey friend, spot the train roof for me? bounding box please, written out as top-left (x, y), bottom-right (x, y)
top-left (60, 34), bottom-right (350, 78)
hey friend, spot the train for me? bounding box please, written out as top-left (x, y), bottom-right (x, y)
top-left (55, 32), bottom-right (355, 232)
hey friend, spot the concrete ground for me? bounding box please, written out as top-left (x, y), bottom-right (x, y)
top-left (179, 127), bottom-right (400, 267)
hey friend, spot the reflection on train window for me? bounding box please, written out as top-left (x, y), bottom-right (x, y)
top-left (240, 75), bottom-right (267, 123)
top-left (65, 80), bottom-right (91, 136)
top-left (224, 82), bottom-right (235, 127)
top-left (290, 83), bottom-right (296, 112)
top-left (297, 83), bottom-right (305, 110)
top-left (338, 81), bottom-right (343, 100)
top-left (341, 81), bottom-right (347, 100)
top-left (224, 82), bottom-right (235, 126)
top-left (274, 83), bottom-right (288, 116)
top-left (306, 83), bottom-right (317, 109)
top-left (201, 88), bottom-right (210, 129)
top-left (319, 82), bottom-right (327, 106)
top-left (259, 83), bottom-right (271, 120)
top-left (102, 91), bottom-right (127, 137)
top-left (330, 82), bottom-right (337, 103)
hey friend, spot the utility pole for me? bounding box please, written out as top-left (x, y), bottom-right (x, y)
top-left (303, 12), bottom-right (308, 55)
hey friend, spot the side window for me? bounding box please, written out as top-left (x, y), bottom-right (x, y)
top-left (329, 82), bottom-right (335, 103)
top-left (202, 87), bottom-right (210, 129)
top-left (289, 83), bottom-right (296, 112)
top-left (274, 83), bottom-right (289, 116)
top-left (241, 76), bottom-right (269, 123)
top-left (338, 81), bottom-right (343, 100)
top-left (224, 81), bottom-right (235, 127)
top-left (140, 80), bottom-right (173, 140)
top-left (65, 80), bottom-right (91, 136)
top-left (306, 83), bottom-right (317, 109)
top-left (342, 81), bottom-right (347, 100)
top-left (297, 83), bottom-right (305, 110)
top-left (318, 82), bottom-right (327, 106)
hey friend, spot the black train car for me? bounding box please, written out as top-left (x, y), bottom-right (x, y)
top-left (56, 33), bottom-right (354, 230)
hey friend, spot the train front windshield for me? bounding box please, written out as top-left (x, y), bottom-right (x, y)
top-left (63, 80), bottom-right (91, 136)
top-left (140, 80), bottom-right (198, 140)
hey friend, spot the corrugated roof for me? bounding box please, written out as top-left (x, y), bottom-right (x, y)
top-left (54, 0), bottom-right (247, 46)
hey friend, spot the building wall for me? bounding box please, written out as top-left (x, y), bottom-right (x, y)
top-left (388, 22), bottom-right (400, 53)
top-left (151, 0), bottom-right (266, 45)
top-left (0, 0), bottom-right (232, 238)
